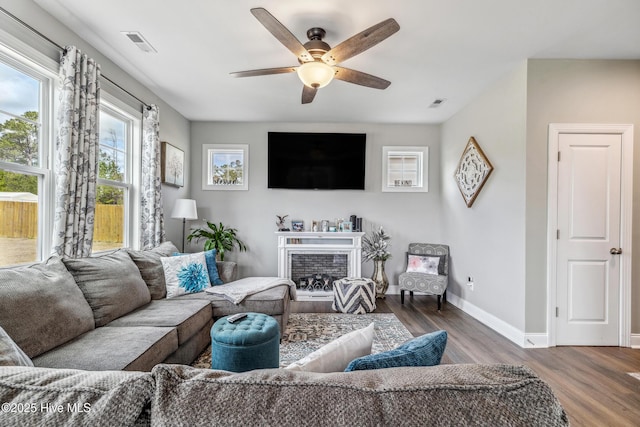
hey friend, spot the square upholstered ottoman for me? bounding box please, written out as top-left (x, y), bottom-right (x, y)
top-left (332, 278), bottom-right (376, 314)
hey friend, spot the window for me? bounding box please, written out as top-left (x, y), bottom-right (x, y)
top-left (382, 146), bottom-right (429, 192)
top-left (0, 47), bottom-right (53, 266)
top-left (93, 97), bottom-right (141, 252)
top-left (202, 144), bottom-right (249, 191)
top-left (0, 33), bottom-right (142, 265)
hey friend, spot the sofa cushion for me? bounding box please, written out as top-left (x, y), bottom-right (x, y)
top-left (0, 366), bottom-right (153, 426)
top-left (107, 299), bottom-right (212, 345)
top-left (161, 252), bottom-right (211, 298)
top-left (0, 327), bottom-right (33, 367)
top-left (63, 250), bottom-right (151, 327)
top-left (150, 364), bottom-right (569, 426)
top-left (128, 241), bottom-right (180, 299)
top-left (32, 326), bottom-right (178, 372)
top-left (345, 330), bottom-right (447, 372)
top-left (286, 323), bottom-right (374, 373)
top-left (0, 256), bottom-right (95, 358)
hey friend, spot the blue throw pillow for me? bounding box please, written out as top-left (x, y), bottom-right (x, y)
top-left (344, 330), bottom-right (447, 372)
top-left (173, 250), bottom-right (223, 285)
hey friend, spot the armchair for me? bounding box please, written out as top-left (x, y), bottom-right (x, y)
top-left (398, 243), bottom-right (449, 310)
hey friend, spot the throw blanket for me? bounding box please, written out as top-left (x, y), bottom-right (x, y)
top-left (205, 277), bottom-right (297, 304)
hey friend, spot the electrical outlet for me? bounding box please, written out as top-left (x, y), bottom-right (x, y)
top-left (467, 276), bottom-right (474, 291)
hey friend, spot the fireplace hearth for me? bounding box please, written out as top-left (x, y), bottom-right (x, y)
top-left (276, 231), bottom-right (365, 300)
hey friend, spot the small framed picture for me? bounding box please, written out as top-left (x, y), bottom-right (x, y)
top-left (291, 220), bottom-right (304, 232)
top-left (340, 221), bottom-right (352, 232)
top-left (311, 220), bottom-right (319, 232)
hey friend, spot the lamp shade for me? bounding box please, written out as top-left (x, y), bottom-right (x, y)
top-left (171, 199), bottom-right (198, 220)
top-left (296, 61), bottom-right (335, 89)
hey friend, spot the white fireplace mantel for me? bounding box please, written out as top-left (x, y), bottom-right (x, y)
top-left (276, 231), bottom-right (365, 299)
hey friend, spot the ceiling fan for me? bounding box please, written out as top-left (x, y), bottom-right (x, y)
top-left (231, 8), bottom-right (400, 104)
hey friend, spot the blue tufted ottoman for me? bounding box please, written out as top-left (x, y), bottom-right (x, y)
top-left (210, 312), bottom-right (280, 372)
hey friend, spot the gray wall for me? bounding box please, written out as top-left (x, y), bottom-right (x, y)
top-left (525, 59), bottom-right (640, 334)
top-left (440, 63), bottom-right (528, 332)
top-left (189, 122), bottom-right (441, 291)
top-left (0, 0), bottom-right (191, 248)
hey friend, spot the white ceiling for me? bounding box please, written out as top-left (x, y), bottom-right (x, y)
top-left (34, 0), bottom-right (640, 124)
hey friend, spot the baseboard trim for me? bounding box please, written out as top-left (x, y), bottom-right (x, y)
top-left (446, 292), bottom-right (529, 348)
top-left (631, 334), bottom-right (640, 349)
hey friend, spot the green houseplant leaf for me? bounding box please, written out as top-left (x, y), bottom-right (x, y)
top-left (186, 221), bottom-right (247, 261)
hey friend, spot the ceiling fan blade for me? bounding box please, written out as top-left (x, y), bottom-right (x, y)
top-left (250, 8), bottom-right (314, 63)
top-left (301, 85), bottom-right (317, 104)
top-left (321, 18), bottom-right (400, 66)
top-left (333, 67), bottom-right (391, 89)
top-left (231, 66), bottom-right (298, 78)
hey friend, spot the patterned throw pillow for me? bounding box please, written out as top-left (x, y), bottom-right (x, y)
top-left (406, 254), bottom-right (440, 275)
top-left (161, 252), bottom-right (211, 298)
top-left (344, 330), bottom-right (447, 372)
top-left (173, 250), bottom-right (223, 285)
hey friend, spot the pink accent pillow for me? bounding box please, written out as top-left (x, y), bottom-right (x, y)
top-left (406, 254), bottom-right (440, 275)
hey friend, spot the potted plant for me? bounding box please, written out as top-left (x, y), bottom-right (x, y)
top-left (362, 226), bottom-right (391, 298)
top-left (187, 221), bottom-right (247, 261)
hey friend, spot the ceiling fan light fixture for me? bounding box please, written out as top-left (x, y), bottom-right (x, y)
top-left (296, 61), bottom-right (335, 89)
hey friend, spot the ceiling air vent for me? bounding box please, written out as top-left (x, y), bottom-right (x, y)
top-left (121, 31), bottom-right (157, 53)
top-left (429, 98), bottom-right (446, 108)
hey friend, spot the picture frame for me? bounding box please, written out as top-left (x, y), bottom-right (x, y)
top-left (454, 137), bottom-right (494, 207)
top-left (161, 142), bottom-right (184, 187)
top-left (202, 144), bottom-right (249, 191)
top-left (382, 146), bottom-right (429, 192)
top-left (340, 221), bottom-right (352, 232)
top-left (291, 220), bottom-right (304, 232)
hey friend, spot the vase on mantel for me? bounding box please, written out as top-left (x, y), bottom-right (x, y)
top-left (372, 259), bottom-right (389, 299)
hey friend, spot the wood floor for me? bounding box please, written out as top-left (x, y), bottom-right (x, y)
top-left (292, 295), bottom-right (640, 427)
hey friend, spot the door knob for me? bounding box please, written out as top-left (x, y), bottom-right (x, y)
top-left (610, 248), bottom-right (622, 255)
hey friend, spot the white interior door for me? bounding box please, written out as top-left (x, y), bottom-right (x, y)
top-left (555, 133), bottom-right (622, 345)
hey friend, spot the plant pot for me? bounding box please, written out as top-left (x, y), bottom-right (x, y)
top-left (372, 259), bottom-right (389, 299)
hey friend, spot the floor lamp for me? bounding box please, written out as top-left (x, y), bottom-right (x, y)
top-left (171, 199), bottom-right (198, 252)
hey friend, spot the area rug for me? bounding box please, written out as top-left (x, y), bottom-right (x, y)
top-left (192, 312), bottom-right (414, 369)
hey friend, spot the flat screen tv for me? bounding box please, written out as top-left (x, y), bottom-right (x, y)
top-left (268, 132), bottom-right (366, 190)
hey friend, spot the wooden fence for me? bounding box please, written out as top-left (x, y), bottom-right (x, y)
top-left (0, 201), bottom-right (123, 243)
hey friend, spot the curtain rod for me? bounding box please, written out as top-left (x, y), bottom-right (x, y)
top-left (0, 6), bottom-right (151, 110)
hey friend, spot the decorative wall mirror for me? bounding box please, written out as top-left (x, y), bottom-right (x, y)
top-left (381, 146), bottom-right (429, 192)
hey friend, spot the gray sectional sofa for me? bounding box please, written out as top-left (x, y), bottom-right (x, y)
top-left (0, 363), bottom-right (569, 426)
top-left (0, 241), bottom-right (291, 371)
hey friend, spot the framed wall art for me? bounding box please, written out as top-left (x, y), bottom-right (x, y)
top-left (161, 142), bottom-right (184, 187)
top-left (202, 144), bottom-right (249, 191)
top-left (454, 137), bottom-right (494, 207)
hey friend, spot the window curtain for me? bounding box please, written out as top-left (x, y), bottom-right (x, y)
top-left (140, 104), bottom-right (165, 249)
top-left (52, 46), bottom-right (101, 258)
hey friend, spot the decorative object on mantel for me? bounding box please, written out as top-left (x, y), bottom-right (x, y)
top-left (170, 199), bottom-right (197, 252)
top-left (276, 215), bottom-right (289, 231)
top-left (454, 136), bottom-right (494, 207)
top-left (187, 221), bottom-right (247, 261)
top-left (291, 220), bottom-right (304, 232)
top-left (362, 226), bottom-right (392, 298)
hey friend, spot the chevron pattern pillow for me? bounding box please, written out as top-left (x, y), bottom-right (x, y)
top-left (332, 278), bottom-right (376, 314)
